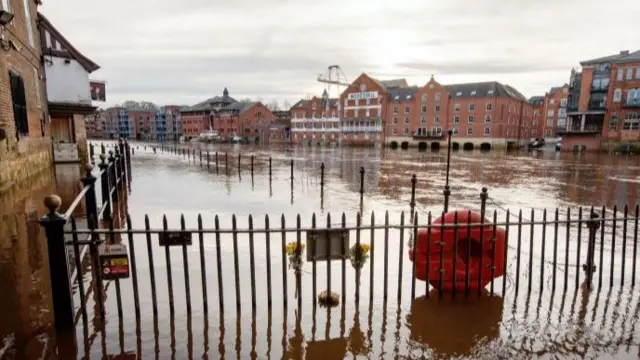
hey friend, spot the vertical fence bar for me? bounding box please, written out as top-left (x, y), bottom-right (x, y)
top-left (198, 215), bottom-right (209, 315)
top-left (464, 210), bottom-right (471, 297)
top-left (144, 215), bottom-right (159, 319)
top-left (575, 207), bottom-right (583, 289)
top-left (265, 215), bottom-right (273, 308)
top-left (540, 209), bottom-right (547, 294)
top-left (383, 211), bottom-right (389, 302)
top-left (490, 211), bottom-right (497, 295)
top-left (206, 151), bottom-right (210, 169)
top-left (369, 212), bottom-right (375, 302)
top-left (478, 188), bottom-right (487, 296)
top-left (89, 142), bottom-right (95, 165)
top-left (610, 206), bottom-right (618, 287)
top-left (126, 215), bottom-right (141, 324)
top-left (232, 215), bottom-right (241, 312)
top-left (633, 204), bottom-right (639, 287)
top-left (251, 155), bottom-right (254, 176)
top-left (598, 206), bottom-right (606, 290)
top-left (215, 152), bottom-right (219, 173)
top-left (621, 205), bottom-right (628, 287)
top-left (107, 215), bottom-right (124, 332)
top-left (199, 150), bottom-right (202, 166)
top-left (269, 157), bottom-right (272, 180)
top-left (280, 215), bottom-right (288, 309)
top-left (452, 212), bottom-right (459, 298)
top-left (225, 152), bottom-right (228, 173)
top-left (409, 175), bottom-right (416, 210)
top-left (215, 216), bottom-right (224, 312)
top-left (109, 151), bottom-right (118, 203)
top-left (238, 153), bottom-right (241, 172)
top-left (502, 210), bottom-right (510, 297)
top-left (99, 155), bottom-right (111, 218)
top-left (515, 210), bottom-right (523, 295)
top-left (443, 130), bottom-right (452, 213)
top-left (355, 213), bottom-right (362, 307)
top-left (552, 208), bottom-right (559, 291)
top-left (312, 214), bottom-right (317, 308)
top-left (40, 195), bottom-right (74, 331)
top-left (326, 213), bottom-right (332, 304)
top-left (411, 212), bottom-right (418, 300)
top-left (564, 208), bottom-right (571, 291)
top-left (70, 217), bottom-right (88, 329)
top-left (249, 215), bottom-right (257, 311)
top-left (341, 213), bottom-right (347, 308)
top-left (181, 215), bottom-right (192, 315)
top-left (439, 211), bottom-right (446, 299)
top-left (163, 215), bottom-right (175, 316)
top-left (89, 225), bottom-right (105, 322)
top-left (425, 212), bottom-right (432, 297)
top-left (296, 215), bottom-right (302, 311)
top-left (320, 163), bottom-right (325, 193)
top-left (527, 209), bottom-right (535, 294)
top-left (395, 213), bottom-right (406, 300)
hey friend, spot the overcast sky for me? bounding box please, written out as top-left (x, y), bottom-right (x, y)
top-left (42, 0), bottom-right (639, 108)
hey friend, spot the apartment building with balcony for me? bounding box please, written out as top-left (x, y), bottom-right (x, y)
top-left (164, 105), bottom-right (182, 141)
top-left (153, 107), bottom-right (167, 141)
top-left (603, 50), bottom-right (640, 150)
top-left (386, 75), bottom-right (536, 150)
top-left (541, 85), bottom-right (569, 138)
top-left (290, 90), bottom-right (340, 145)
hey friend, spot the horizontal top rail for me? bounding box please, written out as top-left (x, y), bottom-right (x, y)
top-left (63, 185), bottom-right (91, 219)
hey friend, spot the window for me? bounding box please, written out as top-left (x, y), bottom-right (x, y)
top-left (404, 117), bottom-right (409, 124)
top-left (560, 98), bottom-right (567, 107)
top-left (435, 92), bottom-right (441, 101)
top-left (547, 109), bottom-right (554, 118)
top-left (623, 112), bottom-right (639, 131)
top-left (614, 89), bottom-right (622, 102)
top-left (393, 117), bottom-right (398, 124)
top-left (533, 120), bottom-right (538, 127)
top-left (9, 70), bottom-right (29, 139)
top-left (484, 127), bottom-right (490, 135)
top-left (404, 127), bottom-right (409, 135)
top-left (627, 89), bottom-right (638, 105)
top-left (1, 0), bottom-right (10, 11)
top-left (393, 105), bottom-right (398, 114)
top-left (456, 92), bottom-right (462, 96)
top-left (532, 130), bottom-right (537, 137)
top-left (421, 105), bottom-right (427, 113)
top-left (486, 102), bottom-right (492, 111)
top-left (468, 115), bottom-right (474, 123)
top-left (467, 127), bottom-right (473, 135)
top-left (469, 103), bottom-right (475, 111)
top-left (434, 116), bottom-right (439, 123)
top-left (452, 127), bottom-right (459, 135)
top-left (420, 116), bottom-right (425, 124)
top-left (435, 105), bottom-right (440, 112)
top-left (636, 67), bottom-right (640, 80)
top-left (558, 109), bottom-right (567, 117)
top-left (453, 115), bottom-right (460, 123)
top-left (471, 91), bottom-right (476, 96)
top-left (627, 68), bottom-right (634, 80)
top-left (22, 0), bottom-right (34, 47)
top-left (546, 119), bottom-right (554, 127)
top-left (617, 68), bottom-right (624, 81)
top-left (487, 90), bottom-right (494, 96)
top-left (550, 99), bottom-right (556, 105)
top-left (454, 104), bottom-right (461, 112)
top-left (405, 106), bottom-right (410, 113)
top-left (609, 117), bottom-right (618, 131)
top-left (421, 94), bottom-right (427, 102)
top-left (392, 128), bottom-right (397, 135)
top-left (485, 114), bottom-right (491, 123)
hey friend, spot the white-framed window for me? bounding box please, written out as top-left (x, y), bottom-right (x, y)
top-left (617, 68), bottom-right (624, 81)
top-left (636, 67), bottom-right (640, 80)
top-left (484, 127), bottom-right (490, 135)
top-left (421, 105), bottom-right (427, 113)
top-left (560, 98), bottom-right (567, 107)
top-left (547, 109), bottom-right (554, 118)
top-left (405, 106), bottom-right (411, 113)
top-left (435, 105), bottom-right (440, 112)
top-left (1, 0), bottom-right (11, 12)
top-left (546, 119), bottom-right (554, 127)
top-left (454, 104), bottom-right (461, 112)
top-left (393, 117), bottom-right (398, 124)
top-left (404, 127), bottom-right (409, 135)
top-left (486, 102), bottom-right (492, 111)
top-left (558, 109), bottom-right (567, 117)
top-left (434, 116), bottom-right (440, 123)
top-left (421, 93), bottom-right (428, 102)
top-left (487, 90), bottom-right (494, 96)
top-left (609, 115), bottom-right (618, 131)
top-left (485, 114), bottom-right (491, 123)
top-left (627, 89), bottom-right (638, 105)
top-left (467, 127), bottom-right (473, 135)
top-left (627, 68), bottom-right (634, 80)
top-left (452, 127), bottom-right (459, 135)
top-left (614, 89), bottom-right (622, 102)
top-left (393, 105), bottom-right (398, 114)
top-left (469, 103), bottom-right (475, 111)
top-left (404, 117), bottom-right (409, 124)
top-left (623, 112), bottom-right (639, 131)
top-left (545, 129), bottom-right (551, 137)
top-left (435, 92), bottom-right (441, 101)
top-left (420, 116), bottom-right (425, 124)
top-left (22, 0), bottom-right (34, 47)
top-left (468, 115), bottom-right (474, 123)
top-left (392, 128), bottom-right (397, 135)
top-left (471, 91), bottom-right (476, 96)
top-left (453, 115), bottom-right (460, 123)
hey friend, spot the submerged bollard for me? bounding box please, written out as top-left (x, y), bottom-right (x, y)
top-left (269, 157), bottom-right (272, 179)
top-left (320, 162), bottom-right (325, 190)
top-left (359, 166), bottom-right (365, 204)
top-left (290, 159), bottom-right (294, 183)
top-left (410, 174), bottom-right (417, 209)
top-left (443, 130), bottom-right (453, 213)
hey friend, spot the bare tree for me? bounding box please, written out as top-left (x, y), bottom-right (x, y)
top-left (267, 100), bottom-right (279, 111)
top-left (283, 100), bottom-right (291, 110)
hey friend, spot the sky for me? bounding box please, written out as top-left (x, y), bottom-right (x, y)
top-left (42, 0), bottom-right (640, 108)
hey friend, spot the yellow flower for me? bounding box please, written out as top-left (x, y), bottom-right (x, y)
top-left (285, 241), bottom-right (305, 255)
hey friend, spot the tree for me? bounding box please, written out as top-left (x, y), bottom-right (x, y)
top-left (267, 100), bottom-right (279, 111)
top-left (240, 98), bottom-right (253, 104)
top-left (283, 100), bottom-right (291, 110)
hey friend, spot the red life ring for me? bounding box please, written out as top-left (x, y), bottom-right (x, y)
top-left (408, 210), bottom-right (506, 292)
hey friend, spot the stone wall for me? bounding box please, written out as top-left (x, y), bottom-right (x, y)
top-left (0, 138), bottom-right (53, 192)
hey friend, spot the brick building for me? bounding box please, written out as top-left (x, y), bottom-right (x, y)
top-left (603, 51), bottom-right (640, 150)
top-left (542, 85), bottom-right (569, 138)
top-left (181, 87), bottom-right (275, 141)
top-left (528, 96), bottom-right (545, 138)
top-left (85, 110), bottom-right (105, 138)
top-left (0, 0), bottom-right (51, 188)
top-left (290, 90), bottom-right (340, 145)
top-left (163, 105), bottom-right (182, 141)
top-left (385, 75), bottom-right (537, 150)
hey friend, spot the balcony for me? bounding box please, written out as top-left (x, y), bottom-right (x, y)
top-left (622, 101), bottom-right (640, 109)
top-left (341, 125), bottom-right (383, 133)
top-left (589, 100), bottom-right (606, 110)
top-left (291, 117), bottom-right (340, 123)
top-left (412, 129), bottom-right (445, 140)
top-left (561, 124), bottom-right (603, 135)
top-left (290, 127), bottom-right (340, 133)
top-left (590, 83), bottom-right (609, 93)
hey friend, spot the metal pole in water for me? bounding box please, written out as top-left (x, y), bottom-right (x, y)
top-left (443, 130), bottom-right (453, 213)
top-left (584, 210), bottom-right (600, 289)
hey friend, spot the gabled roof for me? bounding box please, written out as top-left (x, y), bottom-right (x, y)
top-left (370, 77), bottom-right (409, 92)
top-left (37, 12), bottom-right (100, 73)
top-left (580, 50), bottom-right (639, 66)
top-left (548, 84), bottom-right (568, 95)
top-left (181, 93), bottom-right (238, 112)
top-left (444, 81), bottom-right (527, 101)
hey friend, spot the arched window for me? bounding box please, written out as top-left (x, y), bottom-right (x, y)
top-left (613, 89), bottom-right (622, 102)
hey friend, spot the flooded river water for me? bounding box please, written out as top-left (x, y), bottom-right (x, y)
top-left (3, 142), bottom-right (640, 359)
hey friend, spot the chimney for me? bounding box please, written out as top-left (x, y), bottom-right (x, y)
top-left (620, 50), bottom-right (630, 56)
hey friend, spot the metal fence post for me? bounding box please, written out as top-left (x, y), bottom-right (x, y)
top-left (584, 210), bottom-right (600, 289)
top-left (320, 162), bottom-right (325, 190)
top-left (81, 164), bottom-right (98, 229)
top-left (39, 195), bottom-right (74, 331)
top-left (443, 130), bottom-right (453, 213)
top-left (290, 159), bottom-right (294, 183)
top-left (89, 142), bottom-right (95, 165)
top-left (125, 140), bottom-right (132, 182)
top-left (99, 154), bottom-right (111, 218)
top-left (109, 151), bottom-right (118, 203)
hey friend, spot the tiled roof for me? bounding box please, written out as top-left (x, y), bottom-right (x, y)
top-left (388, 86), bottom-right (419, 102)
top-left (528, 96), bottom-right (544, 105)
top-left (580, 50), bottom-right (639, 66)
top-left (181, 93), bottom-right (239, 112)
top-left (616, 50), bottom-right (640, 64)
top-left (444, 82), bottom-right (527, 101)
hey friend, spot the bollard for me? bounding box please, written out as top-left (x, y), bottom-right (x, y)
top-left (359, 166), bottom-right (365, 203)
top-left (583, 210), bottom-right (600, 289)
top-left (251, 155), bottom-right (254, 175)
top-left (225, 152), bottom-right (228, 170)
top-left (269, 157), bottom-right (272, 179)
top-left (199, 150), bottom-right (202, 166)
top-left (206, 151), bottom-right (210, 169)
top-left (238, 153), bottom-right (241, 172)
top-left (410, 174), bottom-right (417, 209)
top-left (443, 130), bottom-right (453, 213)
top-left (81, 164), bottom-right (98, 230)
top-left (99, 154), bottom-right (111, 218)
top-left (320, 162), bottom-right (325, 189)
top-left (215, 152), bottom-right (219, 173)
top-left (39, 195), bottom-right (74, 331)
top-left (290, 159), bottom-right (294, 183)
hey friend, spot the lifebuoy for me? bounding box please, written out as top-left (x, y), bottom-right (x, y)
top-left (408, 210), bottom-right (506, 292)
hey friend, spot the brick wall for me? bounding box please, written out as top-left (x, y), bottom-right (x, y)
top-left (0, 0), bottom-right (51, 187)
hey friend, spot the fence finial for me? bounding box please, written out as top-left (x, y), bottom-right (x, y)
top-left (44, 194), bottom-right (62, 215)
top-left (85, 163), bottom-right (94, 175)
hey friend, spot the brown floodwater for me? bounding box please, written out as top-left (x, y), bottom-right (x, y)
top-left (2, 142), bottom-right (640, 359)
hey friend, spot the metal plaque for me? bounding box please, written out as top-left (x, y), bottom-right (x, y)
top-left (306, 229), bottom-right (350, 262)
top-left (98, 243), bottom-right (130, 280)
top-left (159, 232), bottom-right (193, 247)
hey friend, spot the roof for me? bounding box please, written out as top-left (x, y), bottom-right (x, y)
top-left (580, 50), bottom-right (639, 66)
top-left (37, 12), bottom-right (100, 73)
top-left (379, 79), bottom-right (408, 90)
top-left (548, 84), bottom-right (568, 94)
top-left (388, 86), bottom-right (419, 102)
top-left (528, 96), bottom-right (544, 105)
top-left (444, 81), bottom-right (527, 101)
top-left (290, 99), bottom-right (308, 109)
top-left (181, 93), bottom-right (238, 112)
top-left (616, 50), bottom-right (640, 64)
